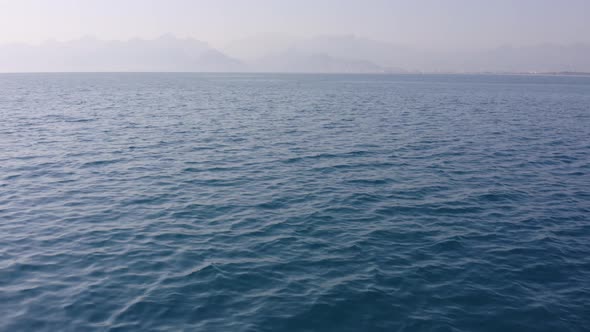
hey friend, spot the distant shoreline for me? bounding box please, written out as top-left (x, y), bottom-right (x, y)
top-left (1, 71), bottom-right (589, 77)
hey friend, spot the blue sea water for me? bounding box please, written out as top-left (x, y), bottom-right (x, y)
top-left (1, 73), bottom-right (589, 331)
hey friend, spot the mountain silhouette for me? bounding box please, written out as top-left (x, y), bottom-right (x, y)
top-left (0, 35), bottom-right (243, 72)
top-left (1, 35), bottom-right (589, 73)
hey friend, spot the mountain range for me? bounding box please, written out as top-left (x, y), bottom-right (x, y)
top-left (1, 34), bottom-right (589, 73)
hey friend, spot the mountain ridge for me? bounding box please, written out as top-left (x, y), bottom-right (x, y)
top-left (1, 35), bottom-right (589, 73)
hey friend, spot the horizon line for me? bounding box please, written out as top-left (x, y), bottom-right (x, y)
top-left (1, 71), bottom-right (589, 77)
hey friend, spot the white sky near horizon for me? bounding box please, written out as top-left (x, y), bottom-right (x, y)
top-left (0, 0), bottom-right (589, 50)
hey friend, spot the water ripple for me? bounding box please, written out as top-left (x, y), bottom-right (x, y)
top-left (1, 73), bottom-right (589, 331)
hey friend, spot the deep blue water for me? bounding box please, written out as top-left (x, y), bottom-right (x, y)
top-left (1, 73), bottom-right (590, 331)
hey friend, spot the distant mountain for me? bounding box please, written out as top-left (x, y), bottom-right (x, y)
top-left (291, 35), bottom-right (422, 70)
top-left (461, 44), bottom-right (590, 73)
top-left (1, 34), bottom-right (589, 73)
top-left (0, 35), bottom-right (244, 72)
top-left (224, 34), bottom-right (414, 68)
top-left (227, 34), bottom-right (590, 73)
top-left (223, 34), bottom-right (301, 61)
top-left (249, 50), bottom-right (397, 73)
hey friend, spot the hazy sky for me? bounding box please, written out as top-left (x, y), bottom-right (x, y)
top-left (1, 0), bottom-right (589, 49)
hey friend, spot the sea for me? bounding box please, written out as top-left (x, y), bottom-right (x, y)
top-left (1, 73), bottom-right (589, 331)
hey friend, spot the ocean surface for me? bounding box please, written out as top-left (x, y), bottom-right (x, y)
top-left (1, 73), bottom-right (589, 332)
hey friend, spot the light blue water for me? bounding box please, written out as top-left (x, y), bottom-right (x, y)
top-left (1, 73), bottom-right (589, 331)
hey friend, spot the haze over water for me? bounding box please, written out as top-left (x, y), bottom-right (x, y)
top-left (1, 73), bottom-right (589, 331)
top-left (2, 1), bottom-right (590, 73)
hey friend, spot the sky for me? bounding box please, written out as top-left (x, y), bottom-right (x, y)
top-left (0, 0), bottom-right (589, 50)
